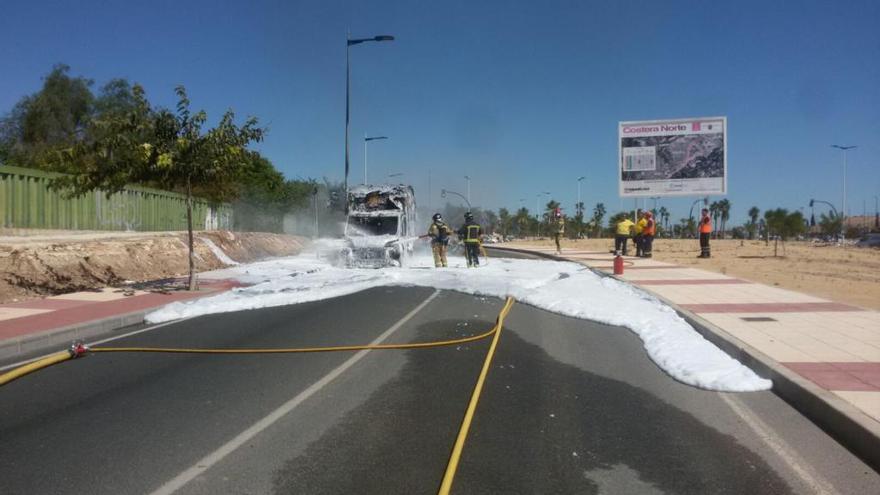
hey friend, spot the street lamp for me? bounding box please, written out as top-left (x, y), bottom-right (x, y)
top-left (464, 175), bottom-right (471, 204)
top-left (441, 189), bottom-right (471, 210)
top-left (344, 34), bottom-right (395, 207)
top-left (363, 135), bottom-right (388, 184)
top-left (831, 144), bottom-right (857, 237)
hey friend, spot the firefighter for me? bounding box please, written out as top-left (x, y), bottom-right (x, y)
top-left (698, 208), bottom-right (712, 258)
top-left (615, 216), bottom-right (635, 255)
top-left (634, 209), bottom-right (646, 257)
top-left (428, 213), bottom-right (452, 267)
top-left (642, 211), bottom-right (655, 258)
top-left (552, 208), bottom-right (565, 254)
top-left (458, 211), bottom-right (483, 267)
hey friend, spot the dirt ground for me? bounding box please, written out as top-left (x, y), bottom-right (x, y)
top-left (508, 238), bottom-right (880, 311)
top-left (0, 231), bottom-right (306, 304)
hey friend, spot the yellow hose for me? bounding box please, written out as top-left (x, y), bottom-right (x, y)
top-left (1, 299), bottom-right (516, 385)
top-left (438, 296), bottom-right (514, 494)
top-left (0, 351), bottom-right (74, 386)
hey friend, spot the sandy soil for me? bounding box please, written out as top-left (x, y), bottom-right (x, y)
top-left (0, 231), bottom-right (306, 304)
top-left (507, 238), bottom-right (880, 311)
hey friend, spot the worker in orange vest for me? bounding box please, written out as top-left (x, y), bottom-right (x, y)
top-left (698, 208), bottom-right (712, 258)
top-left (642, 211), bottom-right (656, 258)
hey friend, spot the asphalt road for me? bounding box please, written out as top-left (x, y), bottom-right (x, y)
top-left (1, 255), bottom-right (878, 494)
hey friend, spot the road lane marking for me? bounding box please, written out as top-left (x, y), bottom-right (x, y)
top-left (149, 289), bottom-right (441, 495)
top-left (0, 317), bottom-right (194, 372)
top-left (720, 393), bottom-right (842, 495)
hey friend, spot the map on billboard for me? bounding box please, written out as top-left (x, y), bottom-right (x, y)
top-left (619, 117), bottom-right (727, 197)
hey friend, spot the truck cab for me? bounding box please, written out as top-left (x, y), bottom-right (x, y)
top-left (342, 184), bottom-right (417, 268)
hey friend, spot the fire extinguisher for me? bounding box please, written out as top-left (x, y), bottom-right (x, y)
top-left (613, 254), bottom-right (624, 275)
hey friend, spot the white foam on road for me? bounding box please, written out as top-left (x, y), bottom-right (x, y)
top-left (146, 250), bottom-right (772, 392)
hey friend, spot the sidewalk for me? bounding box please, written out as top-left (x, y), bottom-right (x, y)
top-left (0, 279), bottom-right (241, 360)
top-left (500, 244), bottom-right (880, 468)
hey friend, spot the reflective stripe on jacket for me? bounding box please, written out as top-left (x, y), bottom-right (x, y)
top-left (459, 222), bottom-right (482, 243)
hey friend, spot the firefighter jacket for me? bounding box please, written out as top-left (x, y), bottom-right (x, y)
top-left (458, 221), bottom-right (483, 244)
top-left (554, 218), bottom-right (565, 234)
top-left (429, 221), bottom-right (452, 245)
top-left (616, 219), bottom-right (635, 236)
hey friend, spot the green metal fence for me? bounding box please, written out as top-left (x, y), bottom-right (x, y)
top-left (0, 165), bottom-right (231, 231)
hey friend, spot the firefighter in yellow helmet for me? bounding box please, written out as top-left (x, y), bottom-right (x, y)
top-left (458, 211), bottom-right (483, 267)
top-left (428, 213), bottom-right (452, 267)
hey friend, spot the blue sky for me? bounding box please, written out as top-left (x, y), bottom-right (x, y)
top-left (2, 0), bottom-right (878, 224)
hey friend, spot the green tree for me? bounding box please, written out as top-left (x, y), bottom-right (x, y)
top-left (818, 211), bottom-right (843, 237)
top-left (607, 211), bottom-right (631, 236)
top-left (0, 64), bottom-right (95, 168)
top-left (514, 207), bottom-right (532, 236)
top-left (764, 208), bottom-right (806, 241)
top-left (497, 207), bottom-right (512, 236)
top-left (53, 85), bottom-right (264, 290)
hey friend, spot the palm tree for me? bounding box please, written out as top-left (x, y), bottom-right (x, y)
top-left (718, 199), bottom-right (731, 237)
top-left (747, 206), bottom-right (760, 239)
top-left (658, 206), bottom-right (670, 234)
top-left (709, 201), bottom-right (720, 237)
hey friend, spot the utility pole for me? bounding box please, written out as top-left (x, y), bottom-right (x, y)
top-left (831, 144), bottom-right (857, 238)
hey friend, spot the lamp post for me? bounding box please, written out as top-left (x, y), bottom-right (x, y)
top-left (344, 34), bottom-right (394, 207)
top-left (441, 189), bottom-right (471, 210)
top-left (464, 175), bottom-right (471, 204)
top-left (363, 135), bottom-right (388, 184)
top-left (831, 144), bottom-right (857, 238)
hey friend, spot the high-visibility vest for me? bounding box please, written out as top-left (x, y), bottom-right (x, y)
top-left (644, 218), bottom-right (655, 236)
top-left (699, 216), bottom-right (712, 234)
top-left (616, 219), bottom-right (635, 236)
top-left (635, 218), bottom-right (646, 235)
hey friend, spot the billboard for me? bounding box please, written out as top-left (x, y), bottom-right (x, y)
top-left (619, 117), bottom-right (727, 197)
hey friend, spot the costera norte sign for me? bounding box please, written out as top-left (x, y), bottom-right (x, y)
top-left (618, 117), bottom-right (727, 197)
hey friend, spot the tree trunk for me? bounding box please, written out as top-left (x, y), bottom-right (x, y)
top-left (186, 177), bottom-right (198, 291)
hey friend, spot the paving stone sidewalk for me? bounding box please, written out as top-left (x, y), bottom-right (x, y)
top-left (0, 279), bottom-right (241, 359)
top-left (511, 245), bottom-right (880, 426)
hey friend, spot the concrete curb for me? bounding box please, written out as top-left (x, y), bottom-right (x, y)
top-left (0, 309), bottom-right (148, 361)
top-left (487, 245), bottom-right (880, 471)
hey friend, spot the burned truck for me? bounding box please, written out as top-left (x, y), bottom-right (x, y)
top-left (341, 184), bottom-right (417, 268)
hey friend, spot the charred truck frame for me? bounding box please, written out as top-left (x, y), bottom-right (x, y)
top-left (342, 184), bottom-right (417, 268)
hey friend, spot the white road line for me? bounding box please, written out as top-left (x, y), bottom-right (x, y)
top-left (720, 393), bottom-right (842, 495)
top-left (0, 317), bottom-right (194, 372)
top-left (149, 289), bottom-right (441, 495)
